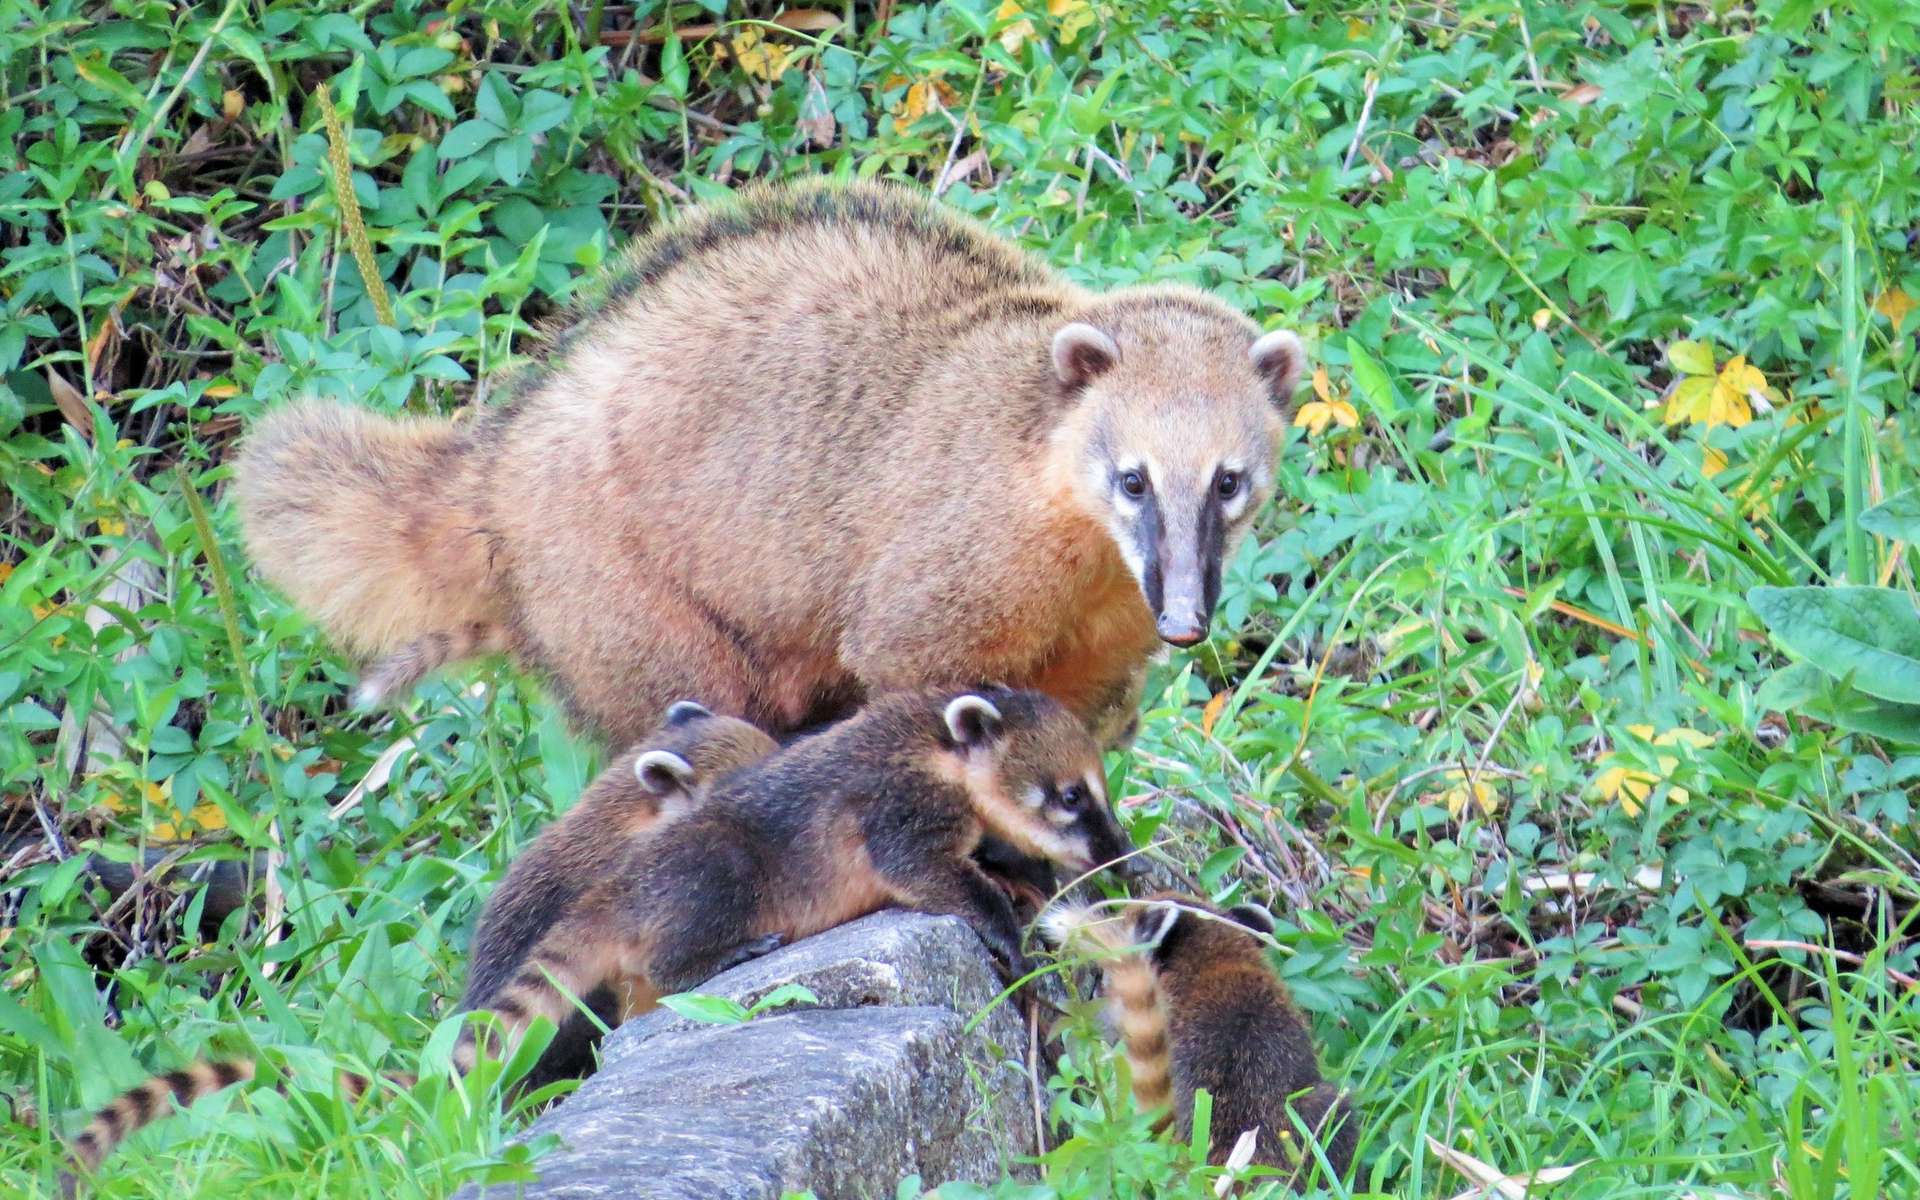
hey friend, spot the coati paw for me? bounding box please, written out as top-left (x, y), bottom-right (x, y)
top-left (715, 933), bottom-right (785, 971)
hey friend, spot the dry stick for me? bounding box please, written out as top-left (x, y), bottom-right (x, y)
top-left (1027, 1005), bottom-right (1050, 1155)
top-left (1342, 71), bottom-right (1379, 172)
top-left (1744, 940), bottom-right (1920, 991)
top-left (113, 0), bottom-right (242, 188)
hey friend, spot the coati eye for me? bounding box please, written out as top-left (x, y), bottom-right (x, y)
top-left (1058, 783), bottom-right (1088, 809)
top-left (1119, 470), bottom-right (1148, 499)
top-left (1217, 471), bottom-right (1241, 500)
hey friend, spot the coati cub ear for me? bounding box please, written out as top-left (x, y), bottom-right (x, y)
top-left (663, 700), bottom-right (713, 727)
top-left (1225, 903), bottom-right (1278, 937)
top-left (1138, 900), bottom-right (1183, 950)
top-left (1052, 323), bottom-right (1120, 389)
top-left (1249, 329), bottom-right (1305, 411)
top-left (942, 693), bottom-right (1005, 749)
top-left (633, 749), bottom-right (697, 795)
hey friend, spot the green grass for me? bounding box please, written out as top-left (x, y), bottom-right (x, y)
top-left (4, 1), bottom-right (1919, 1197)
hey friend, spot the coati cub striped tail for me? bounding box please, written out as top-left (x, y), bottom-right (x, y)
top-left (66, 1060), bottom-right (255, 1176)
top-left (1041, 900), bottom-right (1177, 1123)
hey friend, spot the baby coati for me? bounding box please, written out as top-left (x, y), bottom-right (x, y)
top-left (452, 685), bottom-right (1138, 1073)
top-left (1044, 893), bottom-right (1357, 1187)
top-left (56, 691), bottom-right (1123, 1183)
top-left (462, 699), bottom-right (780, 1087)
top-left (234, 179), bottom-right (1304, 750)
top-left (54, 702), bottom-right (775, 1183)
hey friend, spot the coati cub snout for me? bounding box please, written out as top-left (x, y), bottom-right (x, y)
top-left (452, 686), bottom-right (1137, 1075)
top-left (1044, 893), bottom-right (1358, 1187)
top-left (52, 703), bottom-right (778, 1186)
top-left (235, 180), bottom-right (1305, 750)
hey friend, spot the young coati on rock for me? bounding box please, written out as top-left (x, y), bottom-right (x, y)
top-left (453, 685), bottom-right (1138, 1073)
top-left (234, 179), bottom-right (1304, 750)
top-left (462, 699), bottom-right (780, 1087)
top-left (1043, 893), bottom-right (1357, 1187)
top-left (53, 702), bottom-right (776, 1184)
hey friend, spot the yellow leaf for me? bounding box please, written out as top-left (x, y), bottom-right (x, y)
top-left (1051, 0), bottom-right (1095, 42)
top-left (1663, 376), bottom-right (1716, 425)
top-left (1434, 770), bottom-right (1497, 819)
top-left (716, 28), bottom-right (791, 82)
top-left (1702, 445), bottom-right (1727, 478)
top-left (1531, 307), bottom-right (1553, 331)
top-left (204, 383), bottom-right (239, 399)
top-left (1201, 690), bottom-right (1229, 736)
top-left (1873, 288), bottom-right (1915, 332)
top-left (892, 77), bottom-right (959, 133)
top-left (1346, 17), bottom-right (1371, 38)
top-left (0, 563), bottom-right (11, 585)
top-left (96, 516), bottom-right (127, 537)
top-left (1294, 397), bottom-right (1357, 436)
top-left (1666, 339), bottom-right (1717, 377)
top-left (997, 0), bottom-right (1034, 53)
top-left (1591, 725), bottom-right (1713, 817)
top-left (222, 89), bottom-right (244, 120)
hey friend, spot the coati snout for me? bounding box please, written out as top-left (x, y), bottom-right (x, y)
top-left (1051, 320), bottom-right (1304, 648)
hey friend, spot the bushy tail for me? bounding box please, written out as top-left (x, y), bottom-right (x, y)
top-left (1041, 902), bottom-right (1174, 1121)
top-left (62, 1058), bottom-right (414, 1188)
top-left (353, 623), bottom-right (513, 708)
top-left (231, 399), bottom-right (506, 665)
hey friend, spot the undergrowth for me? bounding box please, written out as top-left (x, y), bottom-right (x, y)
top-left (2, 1), bottom-right (1917, 1198)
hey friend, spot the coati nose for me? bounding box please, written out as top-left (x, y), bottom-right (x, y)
top-left (1156, 611), bottom-right (1207, 646)
top-left (1115, 854), bottom-right (1152, 881)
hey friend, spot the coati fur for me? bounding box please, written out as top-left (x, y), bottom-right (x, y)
top-left (1043, 893), bottom-right (1357, 1186)
top-left (451, 685), bottom-right (1137, 1075)
top-left (461, 699), bottom-right (778, 1086)
top-left (234, 180), bottom-right (1305, 750)
top-left (54, 702), bottom-right (775, 1184)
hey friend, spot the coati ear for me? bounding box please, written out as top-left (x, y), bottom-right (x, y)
top-left (663, 700), bottom-right (712, 727)
top-left (942, 694), bottom-right (1005, 749)
top-left (1138, 902), bottom-right (1182, 950)
top-left (1249, 329), bottom-right (1305, 411)
top-left (633, 749), bottom-right (696, 795)
top-left (1052, 323), bottom-right (1120, 389)
top-left (1225, 903), bottom-right (1277, 937)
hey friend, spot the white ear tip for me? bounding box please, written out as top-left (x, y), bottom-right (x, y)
top-left (1250, 328), bottom-right (1302, 361)
top-left (1038, 902), bottom-right (1090, 948)
top-left (633, 749), bottom-right (694, 791)
top-left (1051, 322), bottom-right (1120, 385)
top-left (943, 694), bottom-right (1004, 743)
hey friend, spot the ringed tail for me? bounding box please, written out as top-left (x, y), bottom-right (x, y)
top-left (67, 1060), bottom-right (255, 1176)
top-left (1041, 902), bottom-right (1174, 1122)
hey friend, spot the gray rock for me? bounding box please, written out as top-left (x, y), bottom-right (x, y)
top-left (458, 909), bottom-right (1040, 1200)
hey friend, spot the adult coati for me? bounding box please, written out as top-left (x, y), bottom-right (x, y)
top-left (234, 180), bottom-right (1305, 749)
top-left (1044, 893), bottom-right (1357, 1187)
top-left (58, 688), bottom-right (1134, 1181)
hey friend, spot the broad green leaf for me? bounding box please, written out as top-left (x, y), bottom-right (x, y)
top-left (1860, 487), bottom-right (1920, 544)
top-left (1755, 663), bottom-right (1920, 745)
top-left (1748, 585), bottom-right (1920, 704)
top-left (1346, 339), bottom-right (1400, 420)
top-left (1667, 339), bottom-right (1716, 376)
top-left (658, 991), bottom-right (749, 1025)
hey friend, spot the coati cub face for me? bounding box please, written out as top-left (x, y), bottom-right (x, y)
top-left (630, 700), bottom-right (779, 815)
top-left (1049, 295), bottom-right (1306, 647)
top-left (941, 688), bottom-right (1139, 877)
top-left (1132, 891), bottom-right (1278, 966)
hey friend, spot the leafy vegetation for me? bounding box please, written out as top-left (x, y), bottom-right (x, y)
top-left (3, 1), bottom-right (1918, 1198)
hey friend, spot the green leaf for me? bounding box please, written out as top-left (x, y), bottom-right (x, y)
top-left (1860, 487), bottom-right (1920, 544)
top-left (1748, 586), bottom-right (1920, 704)
top-left (658, 991), bottom-right (750, 1025)
top-left (1755, 663), bottom-right (1920, 745)
top-left (440, 119), bottom-right (502, 160)
top-left (745, 984), bottom-right (819, 1018)
top-left (1346, 338), bottom-right (1400, 420)
top-left (1666, 339), bottom-right (1716, 377)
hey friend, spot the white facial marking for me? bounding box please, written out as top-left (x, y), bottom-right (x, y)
top-left (1023, 784), bottom-right (1047, 810)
